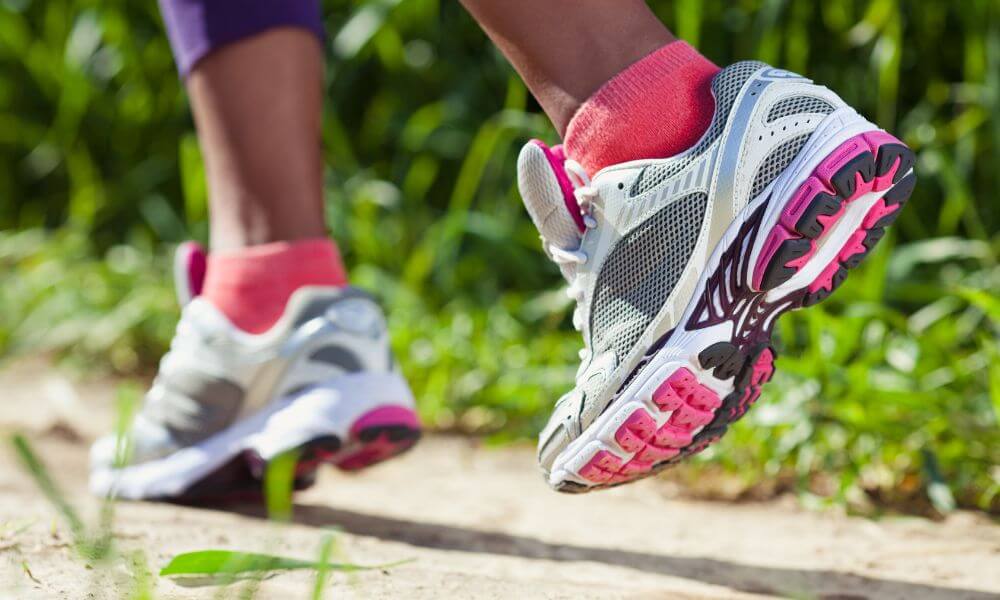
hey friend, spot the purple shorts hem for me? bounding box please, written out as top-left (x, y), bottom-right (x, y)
top-left (158, 0), bottom-right (324, 76)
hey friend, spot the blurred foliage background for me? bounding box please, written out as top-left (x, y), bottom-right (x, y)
top-left (0, 0), bottom-right (997, 515)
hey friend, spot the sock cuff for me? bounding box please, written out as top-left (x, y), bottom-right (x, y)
top-left (204, 238), bottom-right (346, 289)
top-left (202, 238), bottom-right (347, 333)
top-left (564, 41), bottom-right (720, 175)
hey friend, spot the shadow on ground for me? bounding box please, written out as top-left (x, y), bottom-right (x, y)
top-left (218, 502), bottom-right (992, 600)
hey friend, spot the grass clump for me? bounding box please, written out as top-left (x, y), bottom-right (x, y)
top-left (9, 408), bottom-right (405, 598)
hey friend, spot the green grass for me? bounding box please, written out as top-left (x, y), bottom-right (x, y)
top-left (0, 0), bottom-right (997, 514)
top-left (9, 401), bottom-right (406, 599)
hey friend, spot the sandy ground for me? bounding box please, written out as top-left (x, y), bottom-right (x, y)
top-left (0, 361), bottom-right (997, 599)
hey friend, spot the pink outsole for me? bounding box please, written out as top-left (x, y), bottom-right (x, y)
top-left (176, 407), bottom-right (421, 503)
top-left (752, 131), bottom-right (910, 291)
top-left (577, 368), bottom-right (721, 484)
top-left (730, 348), bottom-right (775, 420)
top-left (576, 351), bottom-right (778, 487)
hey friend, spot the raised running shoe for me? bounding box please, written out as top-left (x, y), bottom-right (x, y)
top-left (90, 244), bottom-right (420, 501)
top-left (521, 61), bottom-right (916, 492)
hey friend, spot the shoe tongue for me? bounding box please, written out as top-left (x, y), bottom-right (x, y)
top-left (517, 140), bottom-right (584, 251)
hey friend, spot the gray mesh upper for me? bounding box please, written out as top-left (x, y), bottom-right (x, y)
top-left (135, 289), bottom-right (378, 452)
top-left (766, 96), bottom-right (834, 122)
top-left (630, 61), bottom-right (767, 197)
top-left (589, 192), bottom-right (708, 360)
top-left (749, 133), bottom-right (811, 200)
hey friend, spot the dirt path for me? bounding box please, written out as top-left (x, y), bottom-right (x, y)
top-left (0, 362), bottom-right (997, 599)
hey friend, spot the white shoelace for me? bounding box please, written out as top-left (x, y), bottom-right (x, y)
top-left (546, 159), bottom-right (601, 359)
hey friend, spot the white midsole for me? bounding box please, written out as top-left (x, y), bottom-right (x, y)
top-left (548, 111), bottom-right (883, 486)
top-left (90, 372), bottom-right (415, 500)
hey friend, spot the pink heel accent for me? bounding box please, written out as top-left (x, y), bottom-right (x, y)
top-left (349, 405), bottom-right (420, 434)
top-left (336, 406), bottom-right (421, 472)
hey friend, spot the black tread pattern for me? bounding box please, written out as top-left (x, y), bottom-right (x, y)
top-left (876, 144), bottom-right (915, 183)
top-left (830, 152), bottom-right (876, 197)
top-left (794, 193), bottom-right (841, 239)
top-left (698, 342), bottom-right (745, 380)
top-left (760, 237), bottom-right (812, 289)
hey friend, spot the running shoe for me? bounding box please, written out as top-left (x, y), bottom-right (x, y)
top-left (521, 61), bottom-right (916, 492)
top-left (89, 244), bottom-right (420, 502)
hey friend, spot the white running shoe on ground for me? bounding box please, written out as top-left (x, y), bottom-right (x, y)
top-left (90, 245), bottom-right (420, 502)
top-left (520, 61), bottom-right (915, 492)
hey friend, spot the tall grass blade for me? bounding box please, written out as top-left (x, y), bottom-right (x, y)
top-left (9, 434), bottom-right (85, 542)
top-left (311, 533), bottom-right (337, 600)
top-left (264, 449), bottom-right (298, 522)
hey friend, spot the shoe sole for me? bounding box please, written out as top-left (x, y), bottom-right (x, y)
top-left (550, 128), bottom-right (915, 492)
top-left (172, 406), bottom-right (421, 504)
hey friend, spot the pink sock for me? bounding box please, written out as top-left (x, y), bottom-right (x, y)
top-left (202, 238), bottom-right (347, 333)
top-left (564, 41), bottom-right (720, 175)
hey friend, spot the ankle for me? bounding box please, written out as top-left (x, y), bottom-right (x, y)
top-left (209, 209), bottom-right (329, 251)
top-left (545, 21), bottom-right (675, 134)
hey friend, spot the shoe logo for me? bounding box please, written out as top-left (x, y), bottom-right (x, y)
top-left (325, 301), bottom-right (383, 339)
top-left (759, 67), bottom-right (806, 81)
top-left (578, 350), bottom-right (615, 388)
top-left (622, 146), bottom-right (720, 225)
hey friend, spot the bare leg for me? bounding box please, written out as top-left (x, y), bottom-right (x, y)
top-left (186, 28), bottom-right (327, 251)
top-left (460, 0), bottom-right (674, 135)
